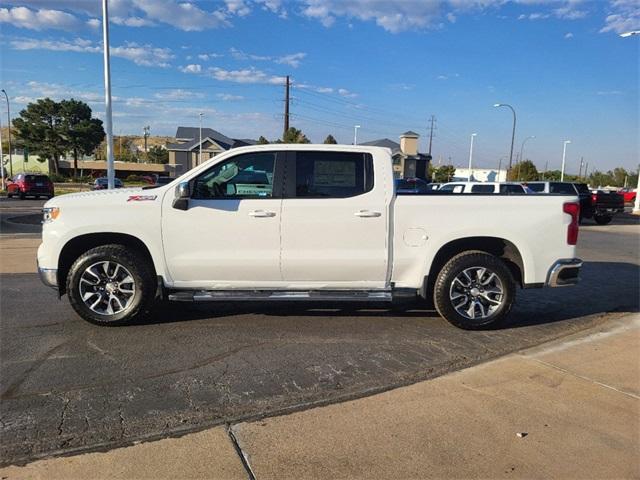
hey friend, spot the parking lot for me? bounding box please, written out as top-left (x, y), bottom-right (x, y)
top-left (0, 197), bottom-right (638, 465)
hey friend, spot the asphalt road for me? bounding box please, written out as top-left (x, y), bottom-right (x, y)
top-left (0, 198), bottom-right (45, 236)
top-left (0, 203), bottom-right (638, 465)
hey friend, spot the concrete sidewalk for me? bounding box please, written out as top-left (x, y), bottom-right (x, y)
top-left (2, 313), bottom-right (638, 479)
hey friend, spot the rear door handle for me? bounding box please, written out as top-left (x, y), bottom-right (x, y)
top-left (248, 210), bottom-right (276, 218)
top-left (354, 210), bottom-right (382, 218)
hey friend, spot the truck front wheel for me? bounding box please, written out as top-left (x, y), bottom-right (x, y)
top-left (433, 251), bottom-right (515, 330)
top-left (66, 244), bottom-right (156, 326)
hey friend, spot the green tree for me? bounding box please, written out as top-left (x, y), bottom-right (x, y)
top-left (60, 99), bottom-right (105, 178)
top-left (323, 134), bottom-right (337, 144)
top-left (507, 160), bottom-right (539, 181)
top-left (282, 127), bottom-right (310, 144)
top-left (13, 98), bottom-right (67, 173)
top-left (147, 145), bottom-right (168, 164)
top-left (431, 165), bottom-right (456, 183)
top-left (257, 136), bottom-right (270, 144)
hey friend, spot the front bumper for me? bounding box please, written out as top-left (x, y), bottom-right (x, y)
top-left (37, 261), bottom-right (58, 289)
top-left (547, 258), bottom-right (582, 287)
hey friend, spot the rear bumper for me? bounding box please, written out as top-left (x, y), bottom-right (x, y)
top-left (547, 258), bottom-right (582, 287)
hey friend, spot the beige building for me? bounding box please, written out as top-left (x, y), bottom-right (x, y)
top-left (361, 131), bottom-right (431, 179)
top-left (166, 127), bottom-right (255, 176)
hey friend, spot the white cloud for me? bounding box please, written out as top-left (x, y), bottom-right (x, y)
top-left (208, 67), bottom-right (285, 85)
top-left (216, 93), bottom-right (245, 101)
top-left (112, 16), bottom-right (156, 27)
top-left (110, 42), bottom-right (174, 67)
top-left (9, 36), bottom-right (173, 67)
top-left (600, 0), bottom-right (640, 34)
top-left (10, 37), bottom-right (100, 53)
top-left (197, 53), bottom-right (224, 61)
top-left (86, 18), bottom-right (100, 28)
top-left (23, 80), bottom-right (103, 103)
top-left (0, 6), bottom-right (79, 31)
top-left (275, 52), bottom-right (307, 68)
top-left (225, 0), bottom-right (251, 17)
top-left (180, 64), bottom-right (202, 74)
top-left (338, 88), bottom-right (357, 98)
top-left (596, 90), bottom-right (624, 95)
top-left (154, 89), bottom-right (204, 100)
top-left (132, 0), bottom-right (230, 31)
top-left (565, 32), bottom-right (574, 38)
top-left (230, 48), bottom-right (307, 68)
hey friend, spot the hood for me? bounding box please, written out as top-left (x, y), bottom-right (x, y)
top-left (44, 186), bottom-right (166, 208)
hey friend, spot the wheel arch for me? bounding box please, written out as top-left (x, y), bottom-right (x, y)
top-left (423, 236), bottom-right (525, 298)
top-left (58, 232), bottom-right (157, 296)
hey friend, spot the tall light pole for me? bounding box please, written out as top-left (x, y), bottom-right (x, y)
top-left (560, 140), bottom-right (571, 182)
top-left (0, 114), bottom-right (4, 188)
top-left (493, 103), bottom-right (516, 171)
top-left (517, 135), bottom-right (535, 180)
top-left (198, 112), bottom-right (203, 165)
top-left (353, 125), bottom-right (361, 145)
top-left (619, 31), bottom-right (639, 214)
top-left (102, 0), bottom-right (115, 189)
top-left (467, 133), bottom-right (477, 181)
top-left (497, 156), bottom-right (507, 182)
top-left (1, 89), bottom-right (13, 178)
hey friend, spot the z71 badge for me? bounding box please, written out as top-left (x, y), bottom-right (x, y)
top-left (127, 195), bottom-right (157, 202)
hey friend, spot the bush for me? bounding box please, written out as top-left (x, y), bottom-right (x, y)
top-left (126, 174), bottom-right (142, 182)
top-left (49, 172), bottom-right (70, 183)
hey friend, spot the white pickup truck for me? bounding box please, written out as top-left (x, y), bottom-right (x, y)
top-left (38, 145), bottom-right (582, 329)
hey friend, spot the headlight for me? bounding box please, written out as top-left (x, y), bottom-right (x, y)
top-left (42, 207), bottom-right (60, 223)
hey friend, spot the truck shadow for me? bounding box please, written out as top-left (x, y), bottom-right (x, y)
top-left (142, 261), bottom-right (639, 330)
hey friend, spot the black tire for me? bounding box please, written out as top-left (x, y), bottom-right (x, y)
top-left (66, 244), bottom-right (156, 326)
top-left (594, 215), bottom-right (612, 225)
top-left (7, 193), bottom-right (12, 199)
top-left (19, 192), bottom-right (25, 200)
top-left (433, 251), bottom-right (515, 330)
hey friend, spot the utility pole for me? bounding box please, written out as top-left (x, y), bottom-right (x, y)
top-left (542, 160), bottom-right (548, 180)
top-left (283, 75), bottom-right (290, 138)
top-left (1, 89), bottom-right (12, 178)
top-left (102, 0), bottom-right (115, 189)
top-left (427, 115), bottom-right (436, 156)
top-left (584, 162), bottom-right (589, 181)
top-left (198, 113), bottom-right (203, 166)
top-left (143, 125), bottom-right (150, 154)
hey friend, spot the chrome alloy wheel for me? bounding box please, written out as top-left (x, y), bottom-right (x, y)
top-left (449, 266), bottom-right (504, 320)
top-left (79, 261), bottom-right (136, 316)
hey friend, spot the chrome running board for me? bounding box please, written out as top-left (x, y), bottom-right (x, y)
top-left (168, 289), bottom-right (393, 302)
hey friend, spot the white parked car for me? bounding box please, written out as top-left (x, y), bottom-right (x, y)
top-left (438, 182), bottom-right (530, 194)
top-left (38, 145), bottom-right (582, 330)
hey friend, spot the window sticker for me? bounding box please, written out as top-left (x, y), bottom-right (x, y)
top-left (314, 160), bottom-right (356, 187)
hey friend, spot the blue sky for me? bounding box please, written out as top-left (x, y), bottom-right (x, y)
top-left (0, 0), bottom-right (638, 173)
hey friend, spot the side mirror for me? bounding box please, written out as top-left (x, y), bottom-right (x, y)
top-left (172, 182), bottom-right (190, 210)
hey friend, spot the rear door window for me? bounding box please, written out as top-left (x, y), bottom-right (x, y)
top-left (527, 183), bottom-right (546, 192)
top-left (550, 183), bottom-right (576, 194)
top-left (500, 184), bottom-right (525, 194)
top-left (294, 151), bottom-right (373, 198)
top-left (471, 184), bottom-right (495, 193)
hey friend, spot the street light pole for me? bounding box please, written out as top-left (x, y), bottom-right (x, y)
top-left (198, 113), bottom-right (203, 166)
top-left (560, 140), bottom-right (571, 181)
top-left (493, 103), bottom-right (516, 170)
top-left (468, 133), bottom-right (477, 181)
top-left (517, 135), bottom-right (535, 180)
top-left (1, 89), bottom-right (13, 178)
top-left (101, 0), bottom-right (115, 189)
top-left (353, 125), bottom-right (361, 145)
top-left (0, 114), bottom-right (4, 189)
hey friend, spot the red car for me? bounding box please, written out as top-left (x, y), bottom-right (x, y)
top-left (618, 188), bottom-right (637, 203)
top-left (6, 173), bottom-right (54, 199)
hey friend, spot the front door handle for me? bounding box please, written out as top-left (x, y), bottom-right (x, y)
top-left (354, 210), bottom-right (382, 218)
top-left (248, 210), bottom-right (276, 218)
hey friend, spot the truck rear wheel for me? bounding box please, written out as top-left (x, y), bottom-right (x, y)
top-left (66, 244), bottom-right (156, 326)
top-left (594, 214), bottom-right (612, 225)
top-left (433, 251), bottom-right (515, 330)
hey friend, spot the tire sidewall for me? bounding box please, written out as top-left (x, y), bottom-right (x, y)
top-left (434, 252), bottom-right (515, 330)
top-left (67, 246), bottom-right (154, 325)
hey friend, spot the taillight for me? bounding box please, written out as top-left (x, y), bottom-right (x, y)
top-left (563, 202), bottom-right (580, 245)
top-left (591, 193), bottom-right (597, 203)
